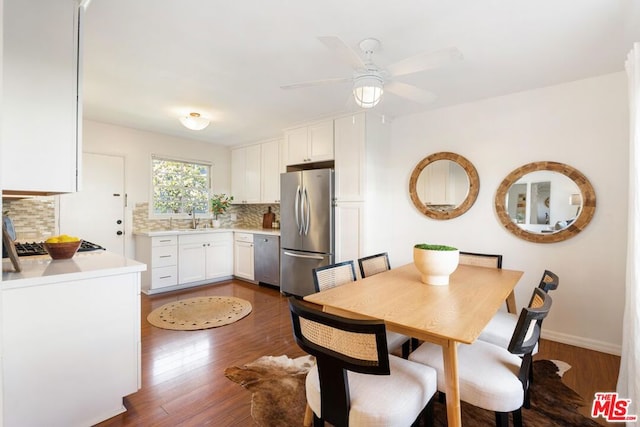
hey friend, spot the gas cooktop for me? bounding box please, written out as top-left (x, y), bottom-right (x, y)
top-left (3, 240), bottom-right (106, 258)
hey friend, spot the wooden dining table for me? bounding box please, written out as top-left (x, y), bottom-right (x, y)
top-left (304, 262), bottom-right (524, 427)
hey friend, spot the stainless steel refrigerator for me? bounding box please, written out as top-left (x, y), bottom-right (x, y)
top-left (280, 168), bottom-right (334, 297)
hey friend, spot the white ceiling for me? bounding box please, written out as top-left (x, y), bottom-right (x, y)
top-left (82, 0), bottom-right (640, 147)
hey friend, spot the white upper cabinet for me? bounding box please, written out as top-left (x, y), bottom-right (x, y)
top-left (284, 127), bottom-right (309, 166)
top-left (2, 0), bottom-right (81, 194)
top-left (231, 138), bottom-right (282, 204)
top-left (334, 112), bottom-right (388, 202)
top-left (260, 139), bottom-right (282, 203)
top-left (283, 119), bottom-right (334, 166)
top-left (334, 113), bottom-right (366, 202)
top-left (231, 144), bottom-right (262, 204)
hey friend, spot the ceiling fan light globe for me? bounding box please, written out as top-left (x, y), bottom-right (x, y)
top-left (179, 112), bottom-right (210, 130)
top-left (353, 75), bottom-right (384, 109)
top-left (353, 86), bottom-right (383, 108)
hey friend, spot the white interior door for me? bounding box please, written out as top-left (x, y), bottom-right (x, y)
top-left (59, 153), bottom-right (125, 255)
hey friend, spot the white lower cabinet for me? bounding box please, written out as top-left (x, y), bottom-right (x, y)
top-left (2, 272), bottom-right (141, 426)
top-left (206, 235), bottom-right (235, 278)
top-left (135, 232), bottom-right (233, 294)
top-left (178, 233), bottom-right (233, 284)
top-left (234, 232), bottom-right (255, 281)
top-left (135, 235), bottom-right (178, 293)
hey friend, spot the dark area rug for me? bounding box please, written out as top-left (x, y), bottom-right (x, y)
top-left (225, 356), bottom-right (600, 427)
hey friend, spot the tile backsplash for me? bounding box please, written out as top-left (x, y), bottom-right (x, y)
top-left (133, 202), bottom-right (280, 232)
top-left (3, 197), bottom-right (280, 242)
top-left (3, 197), bottom-right (56, 241)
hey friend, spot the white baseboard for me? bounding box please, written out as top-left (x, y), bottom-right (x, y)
top-left (542, 329), bottom-right (621, 356)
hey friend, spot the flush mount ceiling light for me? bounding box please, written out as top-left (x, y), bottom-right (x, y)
top-left (353, 73), bottom-right (384, 109)
top-left (179, 112), bottom-right (210, 131)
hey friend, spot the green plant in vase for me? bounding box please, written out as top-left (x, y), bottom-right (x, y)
top-left (413, 243), bottom-right (459, 285)
top-left (210, 194), bottom-right (233, 227)
top-left (414, 243), bottom-right (458, 251)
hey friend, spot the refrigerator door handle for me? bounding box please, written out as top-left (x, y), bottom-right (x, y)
top-left (300, 185), bottom-right (307, 235)
top-left (295, 185), bottom-right (302, 235)
top-left (303, 186), bottom-right (310, 235)
top-left (283, 251), bottom-right (325, 260)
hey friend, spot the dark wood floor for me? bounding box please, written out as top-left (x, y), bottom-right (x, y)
top-left (96, 279), bottom-right (621, 427)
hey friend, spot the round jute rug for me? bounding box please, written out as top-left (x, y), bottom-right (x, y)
top-left (147, 296), bottom-right (252, 331)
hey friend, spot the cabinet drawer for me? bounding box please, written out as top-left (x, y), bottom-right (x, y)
top-left (234, 232), bottom-right (254, 243)
top-left (152, 245), bottom-right (177, 267)
top-left (152, 235), bottom-right (178, 247)
top-left (152, 266), bottom-right (178, 288)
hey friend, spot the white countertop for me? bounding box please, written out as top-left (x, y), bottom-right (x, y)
top-left (2, 250), bottom-right (146, 290)
top-left (133, 227), bottom-right (281, 237)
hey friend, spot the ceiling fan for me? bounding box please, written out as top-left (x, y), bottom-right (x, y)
top-left (280, 36), bottom-right (463, 109)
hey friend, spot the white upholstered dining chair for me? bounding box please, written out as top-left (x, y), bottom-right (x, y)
top-left (289, 297), bottom-right (438, 427)
top-left (409, 288), bottom-right (552, 427)
top-left (312, 260), bottom-right (412, 358)
top-left (478, 269), bottom-right (559, 350)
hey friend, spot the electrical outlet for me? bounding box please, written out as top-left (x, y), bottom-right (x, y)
top-left (230, 213), bottom-right (237, 221)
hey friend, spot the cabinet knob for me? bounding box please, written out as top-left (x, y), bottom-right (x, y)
top-left (116, 230), bottom-right (123, 236)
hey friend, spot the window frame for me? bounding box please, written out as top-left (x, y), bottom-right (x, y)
top-left (149, 155), bottom-right (212, 219)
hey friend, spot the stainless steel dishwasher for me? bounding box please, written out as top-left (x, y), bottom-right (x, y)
top-left (254, 234), bottom-right (280, 288)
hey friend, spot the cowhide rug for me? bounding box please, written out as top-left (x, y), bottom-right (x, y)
top-left (225, 356), bottom-right (600, 427)
top-left (225, 355), bottom-right (315, 427)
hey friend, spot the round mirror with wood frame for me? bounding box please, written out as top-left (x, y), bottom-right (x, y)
top-left (409, 152), bottom-right (480, 220)
top-left (494, 161), bottom-right (596, 243)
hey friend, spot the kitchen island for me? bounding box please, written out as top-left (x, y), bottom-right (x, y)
top-left (1, 250), bottom-right (145, 427)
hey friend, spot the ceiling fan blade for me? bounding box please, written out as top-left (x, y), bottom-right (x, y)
top-left (385, 81), bottom-right (437, 105)
top-left (280, 76), bottom-right (352, 90)
top-left (387, 47), bottom-right (463, 77)
top-left (317, 36), bottom-right (366, 70)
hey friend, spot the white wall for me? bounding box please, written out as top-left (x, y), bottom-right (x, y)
top-left (82, 120), bottom-right (230, 257)
top-left (386, 72), bottom-right (628, 354)
top-left (82, 73), bottom-right (628, 354)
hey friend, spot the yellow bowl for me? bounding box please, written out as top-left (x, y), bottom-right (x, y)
top-left (43, 240), bottom-right (82, 260)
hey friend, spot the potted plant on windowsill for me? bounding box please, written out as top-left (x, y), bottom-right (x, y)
top-left (413, 243), bottom-right (459, 286)
top-left (210, 193), bottom-right (233, 228)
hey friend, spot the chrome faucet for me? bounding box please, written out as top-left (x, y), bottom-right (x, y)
top-left (190, 208), bottom-right (198, 229)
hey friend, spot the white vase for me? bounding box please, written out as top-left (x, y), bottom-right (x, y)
top-left (413, 247), bottom-right (460, 286)
top-left (212, 219), bottom-right (221, 228)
